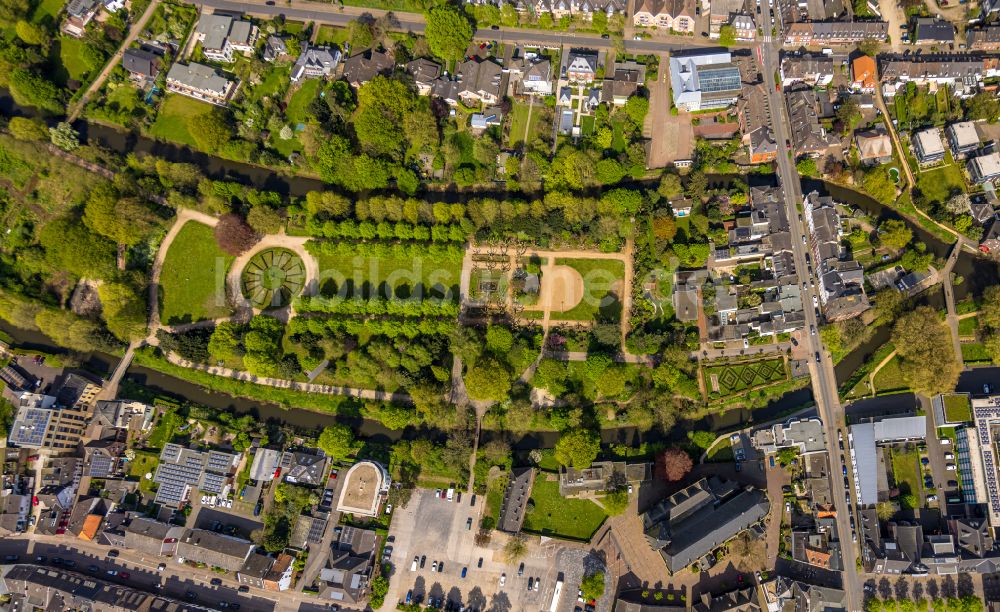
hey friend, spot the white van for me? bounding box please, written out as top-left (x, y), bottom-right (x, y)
top-left (410, 557), bottom-right (418, 571)
top-left (447, 488), bottom-right (455, 501)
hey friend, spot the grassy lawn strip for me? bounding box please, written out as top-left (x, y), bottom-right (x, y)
top-left (158, 221), bottom-right (234, 325)
top-left (872, 354), bottom-right (909, 395)
top-left (149, 94), bottom-right (215, 147)
top-left (522, 477), bottom-right (607, 541)
top-left (891, 449), bottom-right (922, 505)
top-left (30, 0), bottom-right (63, 22)
top-left (942, 394), bottom-right (971, 423)
top-left (314, 249), bottom-right (463, 301)
top-left (507, 101), bottom-right (536, 147)
top-left (962, 343), bottom-right (994, 365)
top-left (551, 258), bottom-right (625, 322)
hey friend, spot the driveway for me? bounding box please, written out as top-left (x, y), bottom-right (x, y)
top-left (645, 52), bottom-right (693, 168)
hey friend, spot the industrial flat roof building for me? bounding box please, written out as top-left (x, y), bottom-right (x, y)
top-left (151, 443), bottom-right (238, 507)
top-left (850, 415), bottom-right (927, 506)
top-left (670, 51), bottom-right (742, 112)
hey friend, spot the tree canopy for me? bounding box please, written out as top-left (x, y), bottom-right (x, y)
top-left (554, 429), bottom-right (600, 469)
top-left (317, 424), bottom-right (356, 461)
top-left (891, 306), bottom-right (960, 395)
top-left (425, 5), bottom-right (473, 61)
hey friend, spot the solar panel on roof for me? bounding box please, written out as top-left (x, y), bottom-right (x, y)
top-left (697, 66), bottom-right (741, 94)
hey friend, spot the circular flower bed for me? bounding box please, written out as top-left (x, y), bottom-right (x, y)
top-left (240, 248), bottom-right (305, 309)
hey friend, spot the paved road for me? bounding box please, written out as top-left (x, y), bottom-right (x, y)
top-left (193, 0), bottom-right (725, 53)
top-left (758, 1), bottom-right (862, 605)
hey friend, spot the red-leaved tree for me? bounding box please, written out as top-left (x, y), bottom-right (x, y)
top-left (656, 447), bottom-right (693, 483)
top-left (214, 214), bottom-right (259, 256)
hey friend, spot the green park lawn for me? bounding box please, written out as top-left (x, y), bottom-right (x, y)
top-left (158, 221), bottom-right (234, 325)
top-left (704, 358), bottom-right (787, 396)
top-left (149, 94), bottom-right (214, 147)
top-left (551, 258), bottom-right (625, 322)
top-left (314, 247), bottom-right (463, 301)
top-left (522, 477), bottom-right (608, 541)
top-left (916, 161), bottom-right (966, 206)
top-left (942, 393), bottom-right (972, 423)
top-left (872, 355), bottom-right (909, 394)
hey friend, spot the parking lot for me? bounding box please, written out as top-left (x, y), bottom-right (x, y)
top-left (385, 488), bottom-right (598, 611)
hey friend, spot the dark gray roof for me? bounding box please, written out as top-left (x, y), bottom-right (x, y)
top-left (915, 18), bottom-right (955, 43)
top-left (498, 467), bottom-right (535, 533)
top-left (122, 48), bottom-right (160, 78)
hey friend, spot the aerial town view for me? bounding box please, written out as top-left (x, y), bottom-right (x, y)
top-left (1, 0), bottom-right (1000, 607)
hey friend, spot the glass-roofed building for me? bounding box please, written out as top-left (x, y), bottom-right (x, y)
top-left (669, 50), bottom-right (743, 111)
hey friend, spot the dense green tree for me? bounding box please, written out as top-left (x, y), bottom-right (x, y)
top-left (7, 116), bottom-right (48, 141)
top-left (861, 166), bottom-right (896, 204)
top-left (8, 68), bottom-right (64, 114)
top-left (892, 306), bottom-right (960, 395)
top-left (84, 184), bottom-right (159, 246)
top-left (687, 430), bottom-right (716, 450)
top-left (879, 219), bottom-right (912, 251)
top-left (316, 423), bottom-right (356, 461)
top-left (38, 217), bottom-right (116, 278)
top-left (531, 358), bottom-right (569, 396)
top-left (464, 358), bottom-right (512, 401)
top-left (580, 572), bottom-right (606, 601)
top-left (425, 5), bottom-right (473, 61)
top-left (835, 98), bottom-right (862, 132)
top-left (624, 95), bottom-right (649, 125)
top-left (208, 321), bottom-right (245, 364)
top-left (14, 20), bottom-right (49, 46)
top-left (353, 76), bottom-right (428, 161)
top-left (964, 91), bottom-right (1000, 123)
top-left (190, 108), bottom-right (232, 153)
top-left (0, 0), bottom-right (31, 22)
top-left (49, 121), bottom-right (79, 151)
top-left (602, 490), bottom-right (628, 515)
top-left (595, 158), bottom-right (625, 185)
top-left (246, 205), bottom-right (283, 234)
top-left (554, 429), bottom-right (600, 468)
top-left (97, 282), bottom-right (147, 341)
top-left (979, 286), bottom-right (1000, 331)
top-left (35, 308), bottom-right (116, 352)
top-left (795, 158), bottom-right (818, 177)
top-left (657, 173), bottom-right (683, 199)
top-left (346, 18), bottom-right (375, 49)
top-left (485, 325), bottom-right (513, 354)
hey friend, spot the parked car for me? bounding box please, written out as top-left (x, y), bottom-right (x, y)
top-left (420, 555), bottom-right (427, 569)
top-left (467, 517), bottom-right (473, 530)
top-left (477, 557), bottom-right (484, 568)
top-left (87, 565), bottom-right (100, 573)
top-left (462, 567), bottom-right (468, 578)
top-left (499, 573), bottom-right (506, 587)
top-left (944, 453), bottom-right (955, 460)
top-left (947, 480), bottom-right (959, 487)
top-left (211, 578), bottom-right (223, 586)
top-left (385, 504), bottom-right (392, 515)
top-left (527, 577), bottom-right (534, 590)
top-left (432, 561), bottom-right (438, 572)
top-left (946, 464), bottom-right (956, 471)
top-left (518, 562), bottom-right (524, 576)
top-left (926, 495), bottom-right (938, 502)
top-left (238, 585), bottom-right (250, 593)
top-left (921, 457), bottom-right (929, 465)
top-left (158, 563), bottom-right (166, 571)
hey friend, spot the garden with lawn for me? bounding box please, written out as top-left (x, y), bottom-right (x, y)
top-left (522, 477), bottom-right (608, 541)
top-left (158, 221), bottom-right (234, 325)
top-left (550, 258), bottom-right (625, 322)
top-left (704, 358), bottom-right (788, 396)
top-left (128, 450), bottom-right (161, 496)
top-left (958, 316), bottom-right (979, 337)
top-left (149, 94), bottom-right (216, 147)
top-left (915, 160), bottom-right (966, 208)
top-left (890, 448), bottom-right (922, 504)
top-left (962, 342), bottom-right (994, 365)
